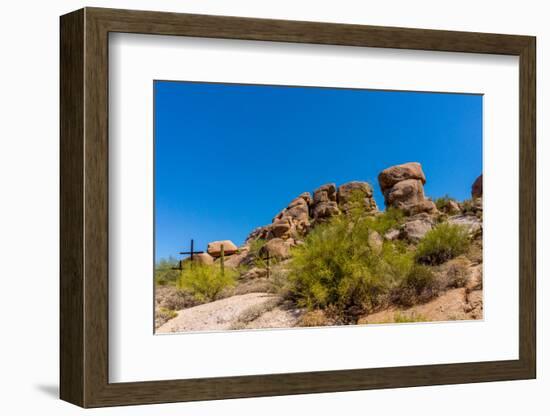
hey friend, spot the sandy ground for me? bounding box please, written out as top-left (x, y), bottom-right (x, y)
top-left (359, 288), bottom-right (483, 324)
top-left (156, 292), bottom-right (281, 333)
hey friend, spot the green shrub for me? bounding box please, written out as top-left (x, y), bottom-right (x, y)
top-left (287, 213), bottom-right (413, 317)
top-left (415, 223), bottom-right (471, 265)
top-left (158, 307), bottom-right (177, 320)
top-left (394, 312), bottom-right (427, 323)
top-left (155, 256), bottom-right (180, 285)
top-left (176, 263), bottom-right (236, 302)
top-left (363, 208), bottom-right (404, 235)
top-left (248, 238), bottom-right (270, 268)
top-left (434, 194), bottom-right (457, 211)
top-left (394, 264), bottom-right (437, 306)
top-left (461, 199), bottom-right (476, 215)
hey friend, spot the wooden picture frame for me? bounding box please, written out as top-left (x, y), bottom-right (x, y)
top-left (60, 7), bottom-right (536, 408)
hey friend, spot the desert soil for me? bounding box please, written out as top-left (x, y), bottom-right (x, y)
top-left (156, 292), bottom-right (303, 333)
top-left (359, 288), bottom-right (483, 324)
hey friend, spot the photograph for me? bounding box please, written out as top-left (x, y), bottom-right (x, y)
top-left (153, 81), bottom-right (483, 333)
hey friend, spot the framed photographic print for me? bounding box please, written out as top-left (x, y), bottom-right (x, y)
top-left (60, 7), bottom-right (536, 408)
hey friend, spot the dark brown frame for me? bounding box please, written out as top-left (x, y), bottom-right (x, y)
top-left (60, 7), bottom-right (536, 408)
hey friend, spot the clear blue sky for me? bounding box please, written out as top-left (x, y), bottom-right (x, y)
top-left (154, 81), bottom-right (482, 261)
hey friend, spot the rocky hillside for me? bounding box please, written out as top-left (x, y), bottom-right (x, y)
top-left (156, 162), bottom-right (483, 332)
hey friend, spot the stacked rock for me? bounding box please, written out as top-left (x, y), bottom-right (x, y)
top-left (337, 181), bottom-right (378, 215)
top-left (378, 162), bottom-right (437, 215)
top-left (310, 183), bottom-right (340, 221)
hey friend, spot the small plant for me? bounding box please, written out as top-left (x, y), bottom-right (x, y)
top-left (248, 238), bottom-right (271, 268)
top-left (154, 256), bottom-right (180, 285)
top-left (177, 263), bottom-right (236, 302)
top-left (445, 260), bottom-right (470, 288)
top-left (159, 307), bottom-right (177, 320)
top-left (461, 198), bottom-right (476, 215)
top-left (415, 223), bottom-right (471, 265)
top-left (156, 275), bottom-right (169, 286)
top-left (393, 312), bottom-right (427, 323)
top-left (434, 194), bottom-right (457, 211)
top-left (364, 208), bottom-right (404, 235)
top-left (298, 310), bottom-right (331, 327)
top-left (394, 264), bottom-right (437, 306)
top-left (155, 307), bottom-right (178, 328)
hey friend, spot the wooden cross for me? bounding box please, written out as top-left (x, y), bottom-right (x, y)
top-left (172, 238), bottom-right (204, 270)
top-left (261, 251), bottom-right (271, 279)
top-left (179, 238), bottom-right (204, 260)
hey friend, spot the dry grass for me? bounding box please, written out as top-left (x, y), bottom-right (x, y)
top-left (297, 310), bottom-right (331, 327)
top-left (155, 285), bottom-right (198, 310)
top-left (229, 297), bottom-right (283, 330)
top-left (155, 307), bottom-right (178, 328)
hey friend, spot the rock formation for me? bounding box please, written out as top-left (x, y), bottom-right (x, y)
top-left (271, 192), bottom-right (311, 238)
top-left (400, 214), bottom-right (434, 242)
top-left (245, 180), bottom-right (378, 245)
top-left (337, 181), bottom-right (378, 214)
top-left (439, 199), bottom-right (461, 215)
top-left (471, 174), bottom-right (482, 199)
top-left (378, 162), bottom-right (437, 215)
top-left (191, 252), bottom-right (214, 265)
top-left (207, 240), bottom-right (238, 257)
top-left (311, 183), bottom-right (340, 221)
top-left (260, 238), bottom-right (292, 259)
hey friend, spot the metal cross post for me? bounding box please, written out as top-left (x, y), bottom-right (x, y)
top-left (220, 244), bottom-right (225, 277)
top-left (261, 251), bottom-right (271, 279)
top-left (172, 238), bottom-right (205, 270)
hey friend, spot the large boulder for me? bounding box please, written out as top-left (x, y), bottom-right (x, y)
top-left (378, 162), bottom-right (437, 215)
top-left (472, 174), bottom-right (482, 199)
top-left (338, 181), bottom-right (378, 214)
top-left (448, 214), bottom-right (482, 235)
top-left (400, 218), bottom-right (433, 242)
top-left (260, 238), bottom-right (292, 260)
top-left (192, 252), bottom-right (215, 265)
top-left (384, 178), bottom-right (425, 207)
top-left (207, 240), bottom-right (238, 257)
top-left (439, 199), bottom-right (461, 215)
top-left (311, 183), bottom-right (340, 221)
top-left (223, 246), bottom-right (250, 268)
top-left (270, 218), bottom-right (292, 238)
top-left (378, 162), bottom-right (426, 192)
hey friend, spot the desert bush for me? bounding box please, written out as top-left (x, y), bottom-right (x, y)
top-left (415, 223), bottom-right (471, 265)
top-left (176, 263), bottom-right (237, 302)
top-left (434, 194), bottom-right (457, 211)
top-left (248, 238), bottom-right (274, 268)
top-left (288, 211), bottom-right (414, 317)
top-left (298, 310), bottom-right (331, 327)
top-left (393, 312), bottom-right (427, 323)
top-left (154, 307), bottom-right (178, 328)
top-left (393, 264), bottom-right (437, 306)
top-left (461, 198), bottom-right (476, 215)
top-left (155, 256), bottom-right (180, 285)
top-left (156, 285), bottom-right (197, 310)
top-left (364, 207), bottom-right (404, 235)
top-left (444, 260), bottom-right (470, 288)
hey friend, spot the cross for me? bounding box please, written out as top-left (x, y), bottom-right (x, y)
top-left (261, 251), bottom-right (271, 279)
top-left (171, 238), bottom-right (204, 270)
top-left (179, 238), bottom-right (204, 260)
